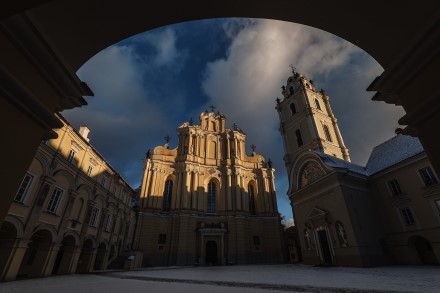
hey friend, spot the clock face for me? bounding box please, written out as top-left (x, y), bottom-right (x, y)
top-left (299, 161), bottom-right (325, 188)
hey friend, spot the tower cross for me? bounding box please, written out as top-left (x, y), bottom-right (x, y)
top-left (164, 135), bottom-right (171, 144)
top-left (250, 144), bottom-right (256, 152)
top-left (209, 104), bottom-right (216, 112)
top-left (289, 64), bottom-right (296, 73)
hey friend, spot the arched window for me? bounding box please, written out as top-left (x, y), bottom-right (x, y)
top-left (314, 98), bottom-right (321, 110)
top-left (162, 179), bottom-right (173, 211)
top-left (295, 129), bottom-right (303, 147)
top-left (290, 102), bottom-right (297, 114)
top-left (323, 125), bottom-right (332, 142)
top-left (289, 86), bottom-right (294, 95)
top-left (207, 181), bottom-right (216, 213)
top-left (248, 184), bottom-right (256, 215)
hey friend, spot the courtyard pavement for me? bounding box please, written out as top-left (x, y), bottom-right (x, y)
top-left (1, 264), bottom-right (439, 293)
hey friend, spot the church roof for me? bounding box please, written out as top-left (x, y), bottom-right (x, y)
top-left (365, 134), bottom-right (424, 175)
top-left (315, 151), bottom-right (368, 175)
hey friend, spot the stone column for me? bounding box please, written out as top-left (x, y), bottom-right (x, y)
top-left (0, 239), bottom-right (29, 281)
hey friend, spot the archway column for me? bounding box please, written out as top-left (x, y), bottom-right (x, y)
top-left (41, 243), bottom-right (60, 277)
top-left (1, 239), bottom-right (29, 281)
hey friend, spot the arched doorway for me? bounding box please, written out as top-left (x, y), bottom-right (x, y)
top-left (410, 236), bottom-right (439, 265)
top-left (94, 242), bottom-right (107, 270)
top-left (0, 221), bottom-right (18, 280)
top-left (205, 241), bottom-right (218, 264)
top-left (17, 229), bottom-right (53, 279)
top-left (76, 239), bottom-right (94, 273)
top-left (52, 235), bottom-right (77, 275)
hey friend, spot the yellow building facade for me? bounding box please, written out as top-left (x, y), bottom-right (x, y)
top-left (134, 111), bottom-right (284, 266)
top-left (0, 114), bottom-right (136, 281)
top-left (277, 69), bottom-right (440, 267)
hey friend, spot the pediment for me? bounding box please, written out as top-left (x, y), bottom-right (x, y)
top-left (307, 207), bottom-right (327, 219)
top-left (390, 197), bottom-right (412, 207)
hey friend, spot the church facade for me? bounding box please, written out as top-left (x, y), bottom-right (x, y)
top-left (277, 69), bottom-right (440, 267)
top-left (133, 110), bottom-right (284, 266)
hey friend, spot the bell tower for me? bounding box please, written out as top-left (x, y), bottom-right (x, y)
top-left (275, 67), bottom-right (350, 167)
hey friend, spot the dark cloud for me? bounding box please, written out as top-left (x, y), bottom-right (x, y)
top-left (63, 19), bottom-right (405, 222)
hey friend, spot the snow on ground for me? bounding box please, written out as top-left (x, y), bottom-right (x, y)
top-left (1, 264), bottom-right (439, 293)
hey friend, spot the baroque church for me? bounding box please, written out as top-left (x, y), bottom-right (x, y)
top-left (277, 68), bottom-right (440, 267)
top-left (133, 110), bottom-right (284, 266)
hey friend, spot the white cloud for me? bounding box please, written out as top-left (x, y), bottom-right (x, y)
top-left (283, 218), bottom-right (295, 228)
top-left (201, 19), bottom-right (406, 218)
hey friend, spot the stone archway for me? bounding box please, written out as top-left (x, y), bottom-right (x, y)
top-left (409, 236), bottom-right (439, 265)
top-left (52, 235), bottom-right (78, 275)
top-left (17, 229), bottom-right (53, 279)
top-left (0, 221), bottom-right (18, 280)
top-left (94, 242), bottom-right (107, 270)
top-left (76, 239), bottom-right (94, 273)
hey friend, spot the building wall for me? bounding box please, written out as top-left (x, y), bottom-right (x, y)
top-left (134, 111), bottom-right (284, 266)
top-left (370, 153), bottom-right (440, 265)
top-left (0, 114), bottom-right (136, 281)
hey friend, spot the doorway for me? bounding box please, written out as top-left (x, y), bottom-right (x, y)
top-left (317, 230), bottom-right (333, 266)
top-left (205, 241), bottom-right (218, 264)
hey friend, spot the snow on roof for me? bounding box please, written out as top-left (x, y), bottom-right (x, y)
top-left (365, 134), bottom-right (424, 175)
top-left (315, 151), bottom-right (368, 176)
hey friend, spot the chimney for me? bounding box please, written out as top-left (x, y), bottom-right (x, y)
top-left (79, 125), bottom-right (90, 142)
top-left (395, 128), bottom-right (403, 135)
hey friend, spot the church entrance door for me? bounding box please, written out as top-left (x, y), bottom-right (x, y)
top-left (317, 230), bottom-right (332, 266)
top-left (205, 241), bottom-right (218, 264)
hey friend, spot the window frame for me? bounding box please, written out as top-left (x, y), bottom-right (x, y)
top-left (290, 102), bottom-right (297, 114)
top-left (14, 172), bottom-right (34, 203)
top-left (418, 166), bottom-right (438, 187)
top-left (46, 186), bottom-right (64, 214)
top-left (295, 129), bottom-right (303, 147)
top-left (387, 178), bottom-right (403, 196)
top-left (400, 207), bottom-right (416, 226)
top-left (248, 183), bottom-right (256, 215)
top-left (89, 206), bottom-right (100, 227)
top-left (207, 181), bottom-right (217, 213)
top-left (322, 124), bottom-right (333, 142)
top-left (103, 214), bottom-right (112, 232)
top-left (158, 233), bottom-right (166, 244)
top-left (314, 98), bottom-right (322, 110)
top-left (67, 149), bottom-right (76, 164)
top-left (162, 179), bottom-right (173, 211)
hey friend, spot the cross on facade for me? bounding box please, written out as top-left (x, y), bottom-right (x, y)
top-left (209, 104), bottom-right (216, 112)
top-left (164, 135), bottom-right (171, 143)
top-left (250, 144), bottom-right (256, 152)
top-left (233, 123), bottom-right (238, 130)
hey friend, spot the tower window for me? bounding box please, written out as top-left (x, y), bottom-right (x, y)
top-left (295, 129), bottom-right (303, 147)
top-left (158, 234), bottom-right (166, 244)
top-left (400, 208), bottom-right (415, 225)
top-left (290, 102), bottom-right (297, 114)
top-left (207, 181), bottom-right (216, 213)
top-left (248, 184), bottom-right (256, 215)
top-left (323, 125), bottom-right (332, 142)
top-left (418, 166), bottom-right (438, 186)
top-left (387, 179), bottom-right (402, 196)
top-left (314, 98), bottom-right (321, 110)
top-left (162, 179), bottom-right (173, 211)
top-left (289, 86), bottom-right (294, 95)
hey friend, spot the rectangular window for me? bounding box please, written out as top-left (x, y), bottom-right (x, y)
top-left (67, 149), bottom-right (76, 164)
top-left (419, 166), bottom-right (438, 187)
top-left (47, 187), bottom-right (64, 213)
top-left (87, 165), bottom-right (94, 176)
top-left (14, 173), bottom-right (34, 202)
top-left (387, 179), bottom-right (402, 196)
top-left (253, 236), bottom-right (260, 245)
top-left (103, 214), bottom-right (112, 232)
top-left (401, 208), bottom-right (415, 225)
top-left (158, 234), bottom-right (166, 244)
top-left (89, 207), bottom-right (100, 227)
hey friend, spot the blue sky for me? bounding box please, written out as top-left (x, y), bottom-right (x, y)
top-left (63, 18), bottom-right (405, 225)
